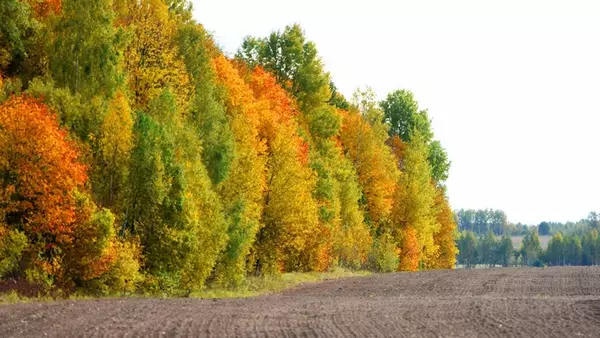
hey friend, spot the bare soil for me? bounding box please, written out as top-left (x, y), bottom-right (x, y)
top-left (2, 266), bottom-right (600, 337)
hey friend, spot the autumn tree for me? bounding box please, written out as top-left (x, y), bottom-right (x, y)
top-left (28, 0), bottom-right (62, 19)
top-left (212, 55), bottom-right (267, 285)
top-left (0, 96), bottom-right (86, 279)
top-left (117, 0), bottom-right (191, 110)
top-left (432, 188), bottom-right (458, 269)
top-left (125, 91), bottom-right (227, 291)
top-left (238, 25), bottom-right (354, 262)
top-left (245, 67), bottom-right (325, 274)
top-left (380, 89), bottom-right (450, 185)
top-left (332, 157), bottom-right (372, 269)
top-left (392, 131), bottom-right (438, 270)
top-left (1, 1), bottom-right (463, 294)
top-left (237, 24), bottom-right (331, 114)
top-left (62, 191), bottom-right (140, 294)
top-left (50, 0), bottom-right (122, 99)
top-left (177, 23), bottom-right (234, 185)
top-left (340, 89), bottom-right (399, 226)
top-left (96, 90), bottom-right (133, 210)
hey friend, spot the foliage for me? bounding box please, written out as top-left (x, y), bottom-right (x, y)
top-left (0, 0), bottom-right (40, 79)
top-left (339, 103), bottom-right (399, 225)
top-left (0, 4), bottom-right (461, 297)
top-left (0, 227), bottom-right (28, 278)
top-left (96, 90), bottom-right (133, 210)
top-left (457, 231), bottom-right (477, 267)
top-left (432, 188), bottom-right (458, 269)
top-left (0, 96), bottom-right (86, 278)
top-left (380, 89), bottom-right (450, 185)
top-left (125, 91), bottom-right (227, 291)
top-left (245, 67), bottom-right (324, 273)
top-left (50, 0), bottom-right (122, 99)
top-left (392, 131), bottom-right (438, 270)
top-left (497, 234), bottom-right (514, 267)
top-left (369, 232), bottom-right (399, 272)
top-left (237, 24), bottom-right (331, 114)
top-left (118, 0), bottom-right (192, 110)
top-left (455, 209), bottom-right (510, 235)
top-left (211, 55), bottom-right (266, 286)
top-left (177, 23), bottom-right (234, 185)
top-left (538, 221), bottom-right (551, 236)
top-left (521, 230), bottom-right (542, 266)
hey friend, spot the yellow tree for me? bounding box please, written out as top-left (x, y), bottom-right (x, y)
top-left (332, 155), bottom-right (372, 269)
top-left (392, 131), bottom-right (439, 271)
top-left (432, 188), bottom-right (458, 269)
top-left (339, 106), bottom-right (399, 226)
top-left (117, 0), bottom-right (192, 110)
top-left (246, 66), bottom-right (325, 273)
top-left (96, 90), bottom-right (133, 211)
top-left (212, 55), bottom-right (267, 285)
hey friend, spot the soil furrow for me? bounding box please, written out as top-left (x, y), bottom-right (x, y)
top-left (1, 267), bottom-right (600, 337)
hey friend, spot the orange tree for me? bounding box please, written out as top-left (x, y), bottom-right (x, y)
top-left (0, 95), bottom-right (86, 278)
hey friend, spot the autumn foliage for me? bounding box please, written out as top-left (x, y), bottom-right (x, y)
top-left (28, 0), bottom-right (62, 18)
top-left (0, 96), bottom-right (85, 279)
top-left (0, 96), bottom-right (85, 244)
top-left (0, 0), bottom-right (457, 296)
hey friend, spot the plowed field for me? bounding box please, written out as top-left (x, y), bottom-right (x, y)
top-left (2, 267), bottom-right (600, 337)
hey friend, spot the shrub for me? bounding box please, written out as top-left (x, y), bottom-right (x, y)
top-left (0, 227), bottom-right (28, 278)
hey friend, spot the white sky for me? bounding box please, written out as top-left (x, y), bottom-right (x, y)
top-left (192, 0), bottom-right (600, 225)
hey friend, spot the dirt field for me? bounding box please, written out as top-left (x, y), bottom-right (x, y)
top-left (1, 267), bottom-right (600, 337)
top-left (510, 235), bottom-right (552, 250)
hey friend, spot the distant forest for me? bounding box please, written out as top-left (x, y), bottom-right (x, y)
top-left (455, 208), bottom-right (600, 236)
top-left (455, 209), bottom-right (600, 267)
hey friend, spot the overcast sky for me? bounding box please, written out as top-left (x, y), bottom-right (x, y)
top-left (192, 0), bottom-right (600, 225)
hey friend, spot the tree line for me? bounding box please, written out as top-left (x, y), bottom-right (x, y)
top-left (0, 0), bottom-right (457, 295)
top-left (456, 209), bottom-right (600, 237)
top-left (457, 227), bottom-right (600, 267)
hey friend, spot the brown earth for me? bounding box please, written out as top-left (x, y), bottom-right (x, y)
top-left (1, 266), bottom-right (600, 337)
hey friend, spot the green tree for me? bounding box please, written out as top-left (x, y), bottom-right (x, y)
top-left (546, 232), bottom-right (565, 266)
top-left (0, 0), bottom-right (38, 78)
top-left (328, 81), bottom-right (349, 109)
top-left (564, 235), bottom-right (583, 266)
top-left (50, 0), bottom-right (122, 99)
top-left (458, 231), bottom-right (477, 267)
top-left (478, 230), bottom-right (498, 267)
top-left (237, 24), bottom-right (331, 114)
top-left (582, 229), bottom-right (599, 265)
top-left (538, 221), bottom-right (550, 236)
top-left (126, 91), bottom-right (227, 292)
top-left (177, 23), bottom-right (234, 185)
top-left (498, 234), bottom-right (514, 267)
top-left (428, 141), bottom-right (450, 183)
top-left (380, 89), bottom-right (430, 141)
top-left (521, 230), bottom-right (542, 266)
top-left (380, 89), bottom-right (450, 185)
top-left (392, 131), bottom-right (438, 269)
